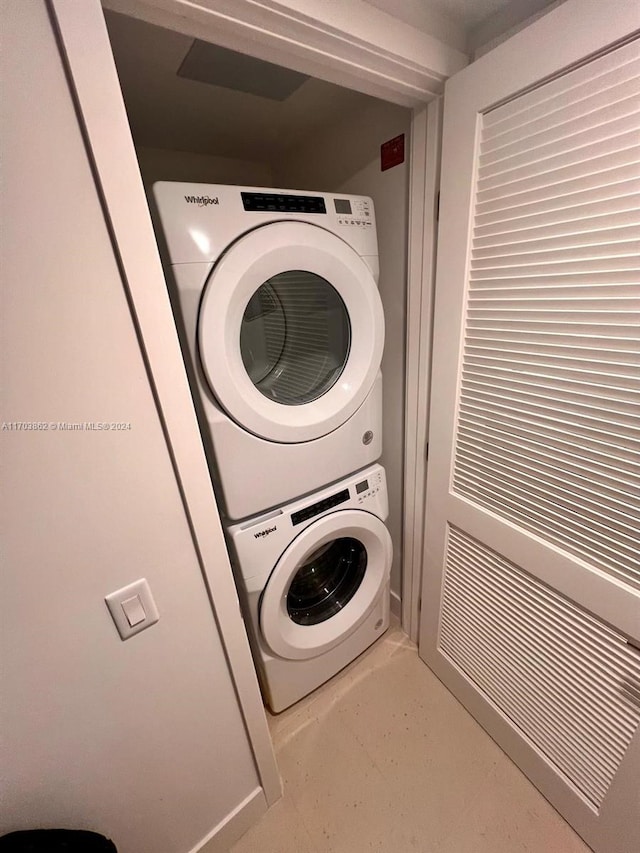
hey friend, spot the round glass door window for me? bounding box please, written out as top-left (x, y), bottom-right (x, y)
top-left (240, 270), bottom-right (351, 406)
top-left (286, 537), bottom-right (367, 626)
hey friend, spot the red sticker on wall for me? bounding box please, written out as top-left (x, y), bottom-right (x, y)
top-left (381, 134), bottom-right (405, 171)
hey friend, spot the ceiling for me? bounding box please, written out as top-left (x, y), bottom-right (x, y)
top-left (366, 0), bottom-right (556, 31)
top-left (432, 0), bottom-right (517, 22)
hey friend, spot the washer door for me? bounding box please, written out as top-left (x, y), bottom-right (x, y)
top-left (198, 221), bottom-right (384, 443)
top-left (260, 509), bottom-right (392, 661)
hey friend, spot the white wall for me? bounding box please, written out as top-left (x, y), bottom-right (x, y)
top-left (469, 0), bottom-right (566, 58)
top-left (275, 100), bottom-right (411, 604)
top-left (136, 145), bottom-right (274, 188)
top-left (0, 3), bottom-right (264, 851)
top-left (363, 0), bottom-right (467, 51)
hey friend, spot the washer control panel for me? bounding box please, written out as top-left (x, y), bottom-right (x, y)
top-left (334, 196), bottom-right (373, 228)
top-left (228, 463), bottom-right (389, 578)
top-left (355, 467), bottom-right (384, 505)
top-left (292, 487), bottom-right (349, 526)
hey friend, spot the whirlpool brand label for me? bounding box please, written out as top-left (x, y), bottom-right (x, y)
top-left (184, 195), bottom-right (219, 207)
top-left (254, 525), bottom-right (277, 540)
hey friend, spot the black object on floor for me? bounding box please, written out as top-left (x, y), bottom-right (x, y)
top-left (0, 830), bottom-right (117, 852)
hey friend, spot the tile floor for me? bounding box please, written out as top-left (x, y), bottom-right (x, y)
top-left (230, 620), bottom-right (592, 853)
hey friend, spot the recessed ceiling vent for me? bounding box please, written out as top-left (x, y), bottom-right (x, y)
top-left (178, 40), bottom-right (309, 100)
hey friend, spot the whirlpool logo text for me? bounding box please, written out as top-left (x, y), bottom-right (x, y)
top-left (254, 526), bottom-right (277, 540)
top-left (184, 195), bottom-right (219, 207)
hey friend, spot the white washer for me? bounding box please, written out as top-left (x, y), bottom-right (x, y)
top-left (152, 182), bottom-right (384, 520)
top-left (226, 463), bottom-right (392, 712)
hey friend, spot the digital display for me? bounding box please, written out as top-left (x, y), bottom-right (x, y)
top-left (242, 192), bottom-right (326, 214)
top-left (334, 199), bottom-right (352, 215)
top-left (291, 488), bottom-right (349, 526)
top-left (356, 480), bottom-right (368, 494)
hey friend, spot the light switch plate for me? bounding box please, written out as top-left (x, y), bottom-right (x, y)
top-left (105, 578), bottom-right (159, 640)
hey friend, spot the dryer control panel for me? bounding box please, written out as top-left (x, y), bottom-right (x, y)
top-left (241, 191), bottom-right (326, 214)
top-left (333, 196), bottom-right (374, 229)
top-left (152, 181), bottom-right (378, 265)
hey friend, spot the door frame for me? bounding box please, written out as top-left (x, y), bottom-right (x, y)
top-left (49, 3), bottom-right (450, 793)
top-left (101, 0), bottom-right (467, 106)
top-left (402, 96), bottom-right (443, 640)
top-left (98, 0), bottom-right (461, 640)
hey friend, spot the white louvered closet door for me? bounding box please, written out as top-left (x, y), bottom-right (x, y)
top-left (420, 3), bottom-right (640, 852)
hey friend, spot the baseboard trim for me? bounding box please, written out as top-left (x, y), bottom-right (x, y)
top-left (190, 786), bottom-right (267, 853)
top-left (390, 589), bottom-right (402, 619)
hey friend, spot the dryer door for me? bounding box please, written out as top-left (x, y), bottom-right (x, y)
top-left (198, 221), bottom-right (384, 443)
top-left (260, 509), bottom-right (392, 661)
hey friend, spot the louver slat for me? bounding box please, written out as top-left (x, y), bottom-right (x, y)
top-left (482, 40), bottom-right (640, 137)
top-left (481, 85), bottom-right (640, 158)
top-left (458, 406), bottom-right (640, 473)
top-left (479, 114), bottom-right (640, 184)
top-left (477, 129), bottom-right (640, 196)
top-left (474, 183), bottom-right (639, 227)
top-left (473, 242), bottom-right (640, 267)
top-left (476, 148), bottom-right (639, 206)
top-left (479, 104), bottom-right (640, 172)
top-left (476, 164), bottom-right (640, 217)
top-left (439, 528), bottom-right (640, 810)
top-left (453, 39), bottom-right (640, 590)
top-left (456, 425), bottom-right (640, 498)
top-left (474, 197), bottom-right (640, 241)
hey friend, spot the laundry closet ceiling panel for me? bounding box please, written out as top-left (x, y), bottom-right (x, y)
top-left (178, 40), bottom-right (309, 100)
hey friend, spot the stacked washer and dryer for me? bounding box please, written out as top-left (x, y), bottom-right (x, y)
top-left (152, 183), bottom-right (392, 712)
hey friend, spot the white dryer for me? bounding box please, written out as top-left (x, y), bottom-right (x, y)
top-left (226, 463), bottom-right (392, 712)
top-left (151, 182), bottom-right (384, 520)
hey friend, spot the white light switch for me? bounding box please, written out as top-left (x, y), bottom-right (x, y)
top-left (105, 578), bottom-right (159, 640)
top-left (121, 595), bottom-right (146, 627)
